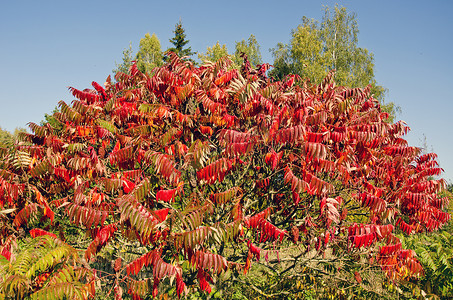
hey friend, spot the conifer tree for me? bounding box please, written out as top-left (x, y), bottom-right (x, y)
top-left (167, 20), bottom-right (194, 59)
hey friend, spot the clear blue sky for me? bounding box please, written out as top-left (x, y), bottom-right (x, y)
top-left (1, 0), bottom-right (452, 182)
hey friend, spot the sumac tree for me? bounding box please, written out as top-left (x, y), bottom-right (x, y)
top-left (0, 53), bottom-right (449, 299)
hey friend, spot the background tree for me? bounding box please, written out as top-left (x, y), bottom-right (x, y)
top-left (0, 127), bottom-right (26, 148)
top-left (167, 20), bottom-right (195, 59)
top-left (197, 41), bottom-right (229, 63)
top-left (41, 106), bottom-right (64, 134)
top-left (271, 17), bottom-right (326, 84)
top-left (270, 5), bottom-right (388, 109)
top-left (269, 42), bottom-right (292, 81)
top-left (0, 128), bottom-right (13, 148)
top-left (112, 42), bottom-right (134, 75)
top-left (136, 33), bottom-right (163, 74)
top-left (233, 34), bottom-right (262, 67)
top-left (198, 35), bottom-right (262, 69)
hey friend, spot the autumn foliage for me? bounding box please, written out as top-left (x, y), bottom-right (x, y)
top-left (0, 53), bottom-right (449, 298)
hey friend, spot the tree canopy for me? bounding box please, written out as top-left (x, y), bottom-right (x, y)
top-left (198, 35), bottom-right (263, 71)
top-left (233, 34), bottom-right (262, 67)
top-left (0, 52), bottom-right (449, 299)
top-left (0, 128), bottom-right (13, 148)
top-left (113, 43), bottom-right (134, 75)
top-left (197, 41), bottom-right (229, 63)
top-left (271, 5), bottom-right (385, 103)
top-left (167, 20), bottom-right (194, 59)
top-left (136, 33), bottom-right (163, 74)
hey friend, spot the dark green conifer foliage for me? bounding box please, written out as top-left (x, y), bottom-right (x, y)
top-left (167, 20), bottom-right (194, 58)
